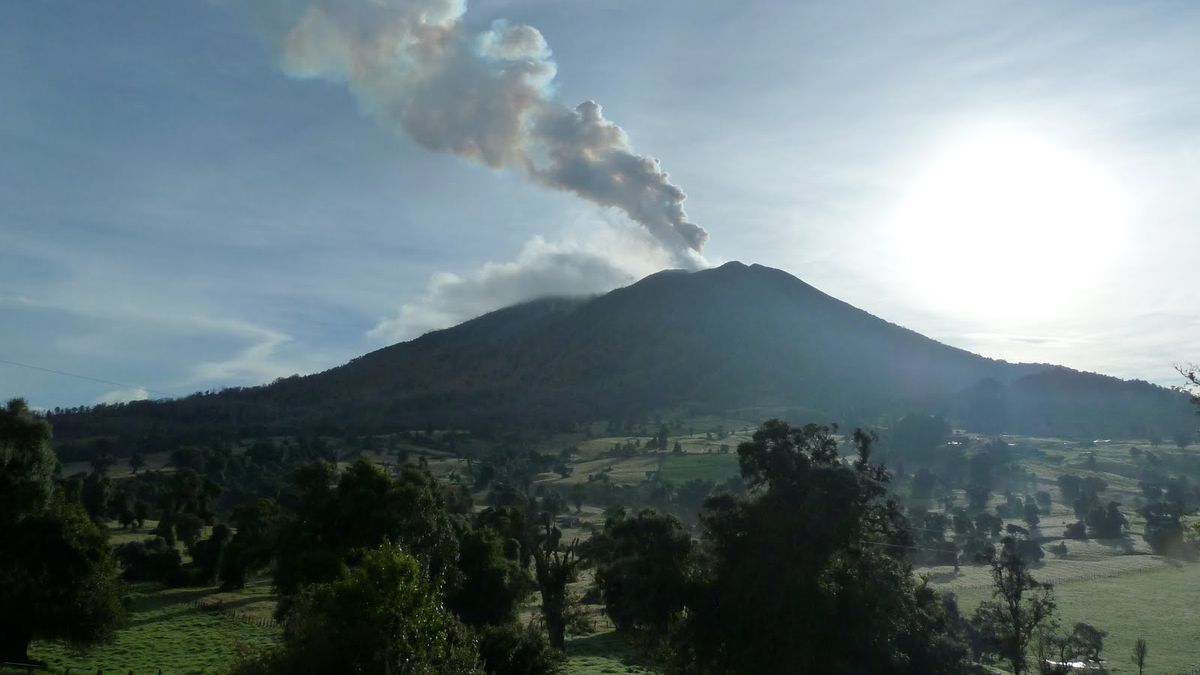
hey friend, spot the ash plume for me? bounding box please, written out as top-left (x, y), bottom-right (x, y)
top-left (237, 0), bottom-right (707, 266)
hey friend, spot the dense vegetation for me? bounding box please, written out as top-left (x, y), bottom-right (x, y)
top-left (0, 400), bottom-right (124, 663)
top-left (4, 333), bottom-right (1198, 673)
top-left (15, 388), bottom-right (1200, 673)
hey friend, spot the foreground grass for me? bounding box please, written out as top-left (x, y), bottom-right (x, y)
top-left (562, 631), bottom-right (660, 675)
top-left (951, 561), bottom-right (1200, 674)
top-left (29, 583), bottom-right (279, 674)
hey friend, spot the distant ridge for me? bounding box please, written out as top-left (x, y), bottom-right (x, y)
top-left (47, 262), bottom-right (1195, 449)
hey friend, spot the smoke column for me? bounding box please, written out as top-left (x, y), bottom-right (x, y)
top-left (239, 0), bottom-right (707, 267)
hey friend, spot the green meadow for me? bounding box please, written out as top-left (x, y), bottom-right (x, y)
top-left (27, 584), bottom-right (278, 675)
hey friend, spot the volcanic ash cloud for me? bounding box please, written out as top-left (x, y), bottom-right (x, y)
top-left (245, 0), bottom-right (707, 267)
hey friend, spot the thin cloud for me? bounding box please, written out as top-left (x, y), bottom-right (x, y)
top-left (369, 226), bottom-right (671, 343)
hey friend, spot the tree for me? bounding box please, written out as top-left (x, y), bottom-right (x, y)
top-left (975, 512), bottom-right (1003, 538)
top-left (446, 527), bottom-right (529, 628)
top-left (476, 622), bottom-right (557, 675)
top-left (1173, 429), bottom-right (1194, 449)
top-left (235, 541), bottom-right (481, 674)
top-left (129, 450), bottom-right (145, 474)
top-left (80, 469), bottom-right (113, 523)
top-left (588, 508), bottom-right (694, 639)
top-left (1023, 501), bottom-right (1041, 529)
top-left (0, 399), bottom-right (124, 662)
top-left (190, 524), bottom-right (233, 584)
top-left (1086, 501), bottom-right (1127, 539)
top-left (531, 520), bottom-right (579, 650)
top-left (1131, 637), bottom-right (1148, 675)
top-left (1140, 502), bottom-right (1185, 554)
top-left (1067, 622), bottom-right (1106, 663)
top-left (972, 537), bottom-right (1057, 675)
top-left (963, 484), bottom-right (988, 512)
top-left (116, 536), bottom-right (182, 583)
top-left (673, 421), bottom-right (971, 674)
top-left (568, 483), bottom-right (584, 514)
top-left (1056, 474), bottom-right (1083, 502)
top-left (1035, 622), bottom-right (1106, 675)
top-left (89, 449), bottom-right (116, 475)
top-left (133, 498), bottom-right (149, 528)
top-left (174, 512), bottom-right (205, 548)
top-left (1035, 491), bottom-right (1052, 510)
top-left (890, 413), bottom-right (951, 458)
top-left (1064, 521), bottom-right (1088, 540)
top-left (272, 458), bottom-right (460, 595)
top-left (220, 499), bottom-right (282, 590)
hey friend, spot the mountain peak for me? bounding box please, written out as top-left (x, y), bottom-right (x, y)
top-left (48, 262), bottom-right (1193, 444)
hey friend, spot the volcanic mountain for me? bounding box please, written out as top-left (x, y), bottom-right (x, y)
top-left (49, 262), bottom-right (1194, 447)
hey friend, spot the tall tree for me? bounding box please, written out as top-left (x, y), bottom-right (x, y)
top-left (673, 421), bottom-right (970, 674)
top-left (531, 520), bottom-right (579, 650)
top-left (588, 508), bottom-right (694, 639)
top-left (972, 536), bottom-right (1057, 675)
top-left (446, 527), bottom-right (530, 628)
top-left (0, 399), bottom-right (124, 662)
top-left (1131, 637), bottom-right (1148, 675)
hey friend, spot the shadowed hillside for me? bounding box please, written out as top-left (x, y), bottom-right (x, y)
top-left (46, 262), bottom-right (1194, 450)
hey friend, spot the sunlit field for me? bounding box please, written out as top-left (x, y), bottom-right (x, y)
top-left (28, 582), bottom-right (279, 674)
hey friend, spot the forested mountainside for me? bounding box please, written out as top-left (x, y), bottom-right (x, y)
top-left (47, 262), bottom-right (1194, 455)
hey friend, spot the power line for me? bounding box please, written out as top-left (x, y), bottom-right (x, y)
top-left (0, 357), bottom-right (172, 399)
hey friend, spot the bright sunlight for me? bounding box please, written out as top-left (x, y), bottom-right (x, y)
top-left (893, 128), bottom-right (1130, 320)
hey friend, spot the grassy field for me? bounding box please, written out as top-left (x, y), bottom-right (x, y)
top-left (949, 562), bottom-right (1200, 674)
top-left (657, 452), bottom-right (740, 484)
top-left (28, 582), bottom-right (278, 674)
top-left (911, 434), bottom-right (1200, 674)
top-left (562, 631), bottom-right (660, 675)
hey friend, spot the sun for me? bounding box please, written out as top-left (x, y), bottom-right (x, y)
top-left (891, 128), bottom-right (1129, 321)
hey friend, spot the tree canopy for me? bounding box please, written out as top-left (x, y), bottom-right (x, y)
top-left (671, 420), bottom-right (972, 674)
top-left (234, 541), bottom-right (481, 674)
top-left (0, 399), bottom-right (124, 662)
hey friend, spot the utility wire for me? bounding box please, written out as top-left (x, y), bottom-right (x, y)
top-left (860, 540), bottom-right (960, 555)
top-left (0, 357), bottom-right (172, 399)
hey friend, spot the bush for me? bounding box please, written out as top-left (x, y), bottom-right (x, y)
top-left (1064, 521), bottom-right (1088, 540)
top-left (116, 537), bottom-right (183, 583)
top-left (235, 541), bottom-right (482, 674)
top-left (477, 622), bottom-right (558, 675)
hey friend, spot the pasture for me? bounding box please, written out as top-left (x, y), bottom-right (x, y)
top-left (914, 434), bottom-right (1200, 674)
top-left (657, 452), bottom-right (740, 484)
top-left (28, 581), bottom-right (279, 674)
top-left (949, 562), bottom-right (1200, 674)
top-left (563, 632), bottom-right (659, 675)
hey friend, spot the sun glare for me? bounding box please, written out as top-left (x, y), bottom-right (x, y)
top-left (892, 129), bottom-right (1129, 321)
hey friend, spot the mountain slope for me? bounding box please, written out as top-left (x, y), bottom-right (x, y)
top-left (47, 262), bottom-right (1194, 447)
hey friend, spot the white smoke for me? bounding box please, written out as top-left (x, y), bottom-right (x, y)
top-left (238, 0), bottom-right (707, 266)
top-left (368, 226), bottom-right (672, 342)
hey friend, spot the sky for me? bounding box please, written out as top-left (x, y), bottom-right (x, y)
top-left (2, 0), bottom-right (1199, 409)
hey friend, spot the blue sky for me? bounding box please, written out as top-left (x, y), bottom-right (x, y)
top-left (3, 1), bottom-right (1199, 408)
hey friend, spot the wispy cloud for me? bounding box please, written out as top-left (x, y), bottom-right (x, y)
top-left (188, 323), bottom-right (297, 385)
top-left (369, 224), bottom-right (671, 343)
top-left (96, 387), bottom-right (150, 405)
